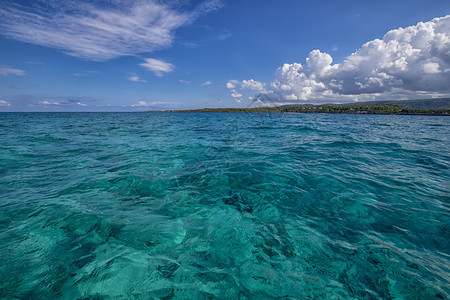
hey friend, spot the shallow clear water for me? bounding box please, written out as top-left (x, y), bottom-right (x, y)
top-left (0, 112), bottom-right (449, 299)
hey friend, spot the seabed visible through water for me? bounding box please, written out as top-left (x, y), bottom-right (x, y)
top-left (0, 112), bottom-right (448, 299)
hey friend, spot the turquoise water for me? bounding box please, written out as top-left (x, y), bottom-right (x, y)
top-left (0, 112), bottom-right (449, 299)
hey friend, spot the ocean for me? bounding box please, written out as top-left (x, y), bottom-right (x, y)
top-left (0, 112), bottom-right (448, 299)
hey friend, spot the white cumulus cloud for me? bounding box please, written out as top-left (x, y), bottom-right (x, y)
top-left (0, 65), bottom-right (26, 76)
top-left (230, 90), bottom-right (242, 98)
top-left (0, 0), bottom-right (223, 61)
top-left (140, 58), bottom-right (174, 76)
top-left (423, 62), bottom-right (441, 74)
top-left (226, 79), bottom-right (265, 101)
top-left (241, 79), bottom-right (265, 91)
top-left (243, 15), bottom-right (450, 103)
top-left (226, 79), bottom-right (240, 89)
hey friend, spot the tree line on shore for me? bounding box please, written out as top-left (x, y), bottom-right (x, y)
top-left (177, 103), bottom-right (450, 115)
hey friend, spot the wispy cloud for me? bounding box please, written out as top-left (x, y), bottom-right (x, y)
top-left (140, 58), bottom-right (174, 76)
top-left (40, 100), bottom-right (60, 105)
top-left (216, 29), bottom-right (232, 41)
top-left (0, 0), bottom-right (224, 61)
top-left (37, 98), bottom-right (91, 107)
top-left (179, 79), bottom-right (191, 84)
top-left (35, 96), bottom-right (95, 107)
top-left (0, 65), bottom-right (26, 76)
top-left (0, 100), bottom-right (11, 106)
top-left (180, 41), bottom-right (201, 48)
top-left (131, 101), bottom-right (183, 109)
top-left (127, 74), bottom-right (147, 82)
top-left (193, 0), bottom-right (224, 17)
top-left (201, 80), bottom-right (212, 85)
top-left (74, 70), bottom-right (99, 77)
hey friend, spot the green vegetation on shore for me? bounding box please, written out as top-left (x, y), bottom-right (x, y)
top-left (175, 98), bottom-right (450, 115)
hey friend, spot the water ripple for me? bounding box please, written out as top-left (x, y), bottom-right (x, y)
top-left (0, 112), bottom-right (449, 299)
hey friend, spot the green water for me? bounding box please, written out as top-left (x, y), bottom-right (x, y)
top-left (0, 112), bottom-right (448, 299)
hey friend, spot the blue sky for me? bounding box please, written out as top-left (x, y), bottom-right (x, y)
top-left (0, 0), bottom-right (449, 111)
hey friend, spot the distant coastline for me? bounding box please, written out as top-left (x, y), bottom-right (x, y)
top-left (170, 98), bottom-right (450, 116)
